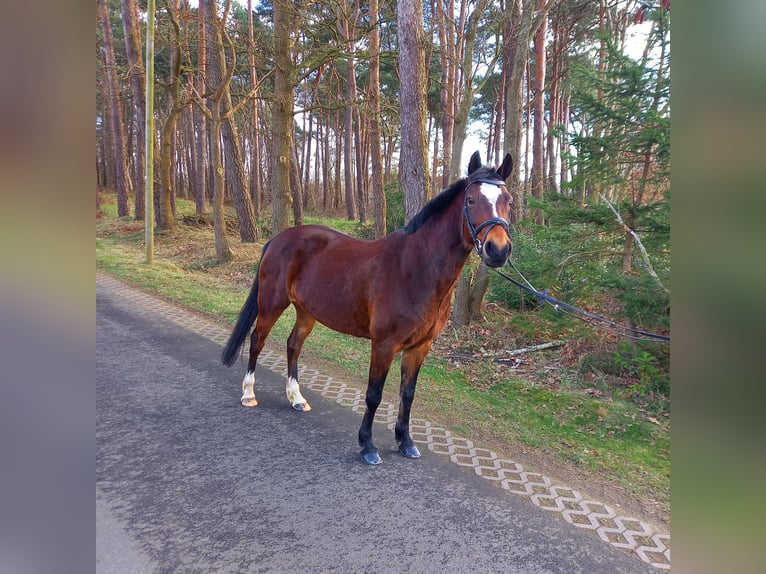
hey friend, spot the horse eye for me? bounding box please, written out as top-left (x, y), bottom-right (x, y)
top-left (467, 198), bottom-right (476, 206)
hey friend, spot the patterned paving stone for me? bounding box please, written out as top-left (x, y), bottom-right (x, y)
top-left (97, 274), bottom-right (671, 570)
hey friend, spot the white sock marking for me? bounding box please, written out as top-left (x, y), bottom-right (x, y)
top-left (241, 371), bottom-right (256, 401)
top-left (286, 376), bottom-right (308, 406)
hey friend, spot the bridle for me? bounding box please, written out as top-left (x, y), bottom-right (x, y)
top-left (463, 177), bottom-right (512, 258)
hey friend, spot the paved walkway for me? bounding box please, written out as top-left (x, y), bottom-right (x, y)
top-left (97, 274), bottom-right (670, 570)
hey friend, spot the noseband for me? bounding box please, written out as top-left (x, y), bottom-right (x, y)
top-left (464, 178), bottom-right (511, 257)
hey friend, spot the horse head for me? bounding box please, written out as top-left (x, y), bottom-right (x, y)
top-left (463, 151), bottom-right (514, 268)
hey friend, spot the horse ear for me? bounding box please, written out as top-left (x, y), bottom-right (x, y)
top-left (467, 151), bottom-right (482, 175)
top-left (498, 153), bottom-right (514, 180)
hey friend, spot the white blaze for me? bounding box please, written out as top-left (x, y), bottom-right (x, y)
top-left (478, 183), bottom-right (503, 218)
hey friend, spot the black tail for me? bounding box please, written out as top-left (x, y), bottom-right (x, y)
top-left (221, 241), bottom-right (271, 367)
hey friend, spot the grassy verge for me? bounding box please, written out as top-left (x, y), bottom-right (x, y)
top-left (97, 198), bottom-right (669, 525)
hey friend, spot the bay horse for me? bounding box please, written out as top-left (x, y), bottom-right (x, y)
top-left (221, 151), bottom-right (514, 464)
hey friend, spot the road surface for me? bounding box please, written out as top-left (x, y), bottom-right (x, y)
top-left (96, 279), bottom-right (655, 573)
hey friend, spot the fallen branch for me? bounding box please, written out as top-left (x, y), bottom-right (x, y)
top-left (599, 193), bottom-right (669, 294)
top-left (487, 340), bottom-right (566, 359)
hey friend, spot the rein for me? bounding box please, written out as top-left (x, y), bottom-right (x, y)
top-left (464, 178), bottom-right (511, 258)
top-left (462, 175), bottom-right (668, 343)
top-left (493, 261), bottom-right (670, 343)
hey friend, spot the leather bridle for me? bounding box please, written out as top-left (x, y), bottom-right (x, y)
top-left (463, 177), bottom-right (511, 258)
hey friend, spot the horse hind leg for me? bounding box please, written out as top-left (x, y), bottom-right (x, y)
top-left (285, 307), bottom-right (316, 412)
top-left (241, 308), bottom-right (284, 408)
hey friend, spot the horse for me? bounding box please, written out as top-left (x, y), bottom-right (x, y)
top-left (221, 151), bottom-right (514, 464)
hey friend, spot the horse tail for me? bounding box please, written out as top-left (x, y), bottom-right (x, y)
top-left (221, 241), bottom-right (271, 367)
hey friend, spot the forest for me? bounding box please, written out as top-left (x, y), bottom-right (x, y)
top-left (97, 0), bottom-right (670, 524)
top-left (97, 0), bottom-right (669, 370)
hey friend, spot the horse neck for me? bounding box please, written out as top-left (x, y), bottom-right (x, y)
top-left (402, 192), bottom-right (472, 292)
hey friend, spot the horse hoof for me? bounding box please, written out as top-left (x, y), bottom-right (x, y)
top-left (241, 397), bottom-right (258, 407)
top-left (399, 444), bottom-right (421, 459)
top-left (361, 451), bottom-right (382, 465)
top-left (292, 402), bottom-right (312, 412)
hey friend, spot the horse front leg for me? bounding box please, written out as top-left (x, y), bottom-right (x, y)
top-left (395, 343), bottom-right (431, 459)
top-left (358, 343), bottom-right (397, 465)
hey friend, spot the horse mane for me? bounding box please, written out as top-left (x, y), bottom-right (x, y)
top-left (400, 165), bottom-right (501, 235)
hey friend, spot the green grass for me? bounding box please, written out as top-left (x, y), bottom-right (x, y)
top-left (96, 205), bottom-right (669, 517)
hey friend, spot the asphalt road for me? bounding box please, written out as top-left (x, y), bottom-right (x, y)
top-left (96, 281), bottom-right (655, 573)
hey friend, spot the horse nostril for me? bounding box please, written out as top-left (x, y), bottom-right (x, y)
top-left (486, 241), bottom-right (504, 257)
top-left (484, 241), bottom-right (510, 264)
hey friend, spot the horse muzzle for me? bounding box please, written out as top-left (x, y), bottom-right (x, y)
top-left (481, 236), bottom-right (511, 268)
top-left (471, 217), bottom-right (512, 268)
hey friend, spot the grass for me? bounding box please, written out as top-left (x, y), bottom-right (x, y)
top-left (97, 195), bottom-right (669, 526)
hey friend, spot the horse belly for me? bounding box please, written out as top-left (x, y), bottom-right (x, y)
top-left (306, 293), bottom-right (372, 339)
top-left (291, 260), bottom-right (373, 339)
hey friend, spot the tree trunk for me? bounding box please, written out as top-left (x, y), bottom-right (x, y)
top-left (468, 263), bottom-right (490, 320)
top-left (98, 0), bottom-right (131, 217)
top-left (449, 0), bottom-right (490, 181)
top-left (369, 0), bottom-right (385, 238)
top-left (271, 0), bottom-right (295, 234)
top-left (354, 105), bottom-right (367, 222)
top-left (437, 0), bottom-right (456, 187)
top-left (290, 133), bottom-right (304, 225)
top-left (120, 0), bottom-right (146, 220)
top-left (343, 81), bottom-right (356, 220)
top-left (530, 0), bottom-right (547, 225)
top-left (247, 0), bottom-right (262, 217)
top-left (451, 259), bottom-right (491, 326)
top-left (190, 0), bottom-right (257, 241)
top-left (338, 1), bottom-right (358, 221)
top-left (448, 0), bottom-right (497, 326)
top-left (451, 266), bottom-right (472, 328)
top-left (397, 0), bottom-right (430, 223)
top-left (202, 0), bottom-right (233, 262)
top-left (209, 111), bottom-right (232, 262)
top-left (303, 106), bottom-right (314, 209)
top-left (221, 89), bottom-right (258, 241)
top-left (546, 16), bottom-right (560, 193)
top-left (333, 108), bottom-right (342, 210)
top-left (157, 0), bottom-right (187, 231)
top-left (503, 0), bottom-right (533, 224)
top-left (193, 2), bottom-right (208, 214)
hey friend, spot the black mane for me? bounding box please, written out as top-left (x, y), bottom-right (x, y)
top-left (400, 165), bottom-right (502, 235)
